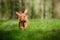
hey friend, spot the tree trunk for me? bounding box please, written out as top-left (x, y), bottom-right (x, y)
top-left (19, 0), bottom-right (25, 12)
top-left (45, 0), bottom-right (53, 19)
top-left (30, 0), bottom-right (35, 19)
top-left (1, 0), bottom-right (5, 20)
top-left (34, 0), bottom-right (41, 18)
top-left (0, 0), bottom-right (1, 20)
top-left (18, 0), bottom-right (25, 12)
top-left (9, 0), bottom-right (14, 19)
top-left (41, 0), bottom-right (45, 19)
top-left (53, 0), bottom-right (60, 18)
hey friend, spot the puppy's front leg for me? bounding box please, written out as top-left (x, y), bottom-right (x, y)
top-left (25, 20), bottom-right (29, 29)
top-left (19, 22), bottom-right (21, 29)
top-left (20, 22), bottom-right (25, 30)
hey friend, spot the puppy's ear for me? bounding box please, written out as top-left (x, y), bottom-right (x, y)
top-left (16, 12), bottom-right (21, 17)
top-left (24, 9), bottom-right (28, 15)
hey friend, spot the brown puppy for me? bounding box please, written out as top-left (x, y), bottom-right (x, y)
top-left (16, 9), bottom-right (29, 30)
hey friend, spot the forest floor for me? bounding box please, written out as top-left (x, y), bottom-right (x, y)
top-left (0, 19), bottom-right (60, 40)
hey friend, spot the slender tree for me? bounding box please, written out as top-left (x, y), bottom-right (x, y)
top-left (9, 0), bottom-right (13, 19)
top-left (30, 0), bottom-right (35, 19)
top-left (41, 0), bottom-right (45, 19)
top-left (53, 0), bottom-right (60, 18)
top-left (1, 0), bottom-right (6, 20)
top-left (21, 0), bottom-right (25, 12)
top-left (0, 0), bottom-right (1, 20)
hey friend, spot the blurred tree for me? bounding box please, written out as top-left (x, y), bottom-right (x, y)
top-left (19, 0), bottom-right (25, 12)
top-left (16, 0), bottom-right (25, 12)
top-left (33, 0), bottom-right (41, 18)
top-left (7, 0), bottom-right (16, 19)
top-left (9, 0), bottom-right (14, 19)
top-left (30, 5), bottom-right (35, 19)
top-left (0, 0), bottom-right (1, 20)
top-left (53, 0), bottom-right (60, 18)
top-left (12, 0), bottom-right (16, 19)
top-left (18, 0), bottom-right (21, 11)
top-left (30, 0), bottom-right (35, 19)
top-left (40, 0), bottom-right (45, 19)
top-left (45, 0), bottom-right (53, 19)
top-left (15, 0), bottom-right (20, 12)
top-left (1, 0), bottom-right (6, 20)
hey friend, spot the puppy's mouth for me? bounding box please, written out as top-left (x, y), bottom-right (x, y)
top-left (20, 21), bottom-right (26, 22)
top-left (21, 21), bottom-right (26, 27)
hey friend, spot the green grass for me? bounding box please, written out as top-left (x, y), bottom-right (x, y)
top-left (0, 19), bottom-right (60, 40)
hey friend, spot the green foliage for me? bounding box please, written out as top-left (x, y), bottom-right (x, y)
top-left (0, 19), bottom-right (60, 40)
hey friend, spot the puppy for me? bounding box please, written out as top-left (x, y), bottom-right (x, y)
top-left (16, 9), bottom-right (29, 30)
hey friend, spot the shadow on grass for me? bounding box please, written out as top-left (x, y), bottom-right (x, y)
top-left (0, 28), bottom-right (60, 40)
top-left (0, 29), bottom-right (22, 40)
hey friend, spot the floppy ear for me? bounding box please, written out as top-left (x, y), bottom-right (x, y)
top-left (24, 9), bottom-right (28, 15)
top-left (16, 12), bottom-right (20, 17)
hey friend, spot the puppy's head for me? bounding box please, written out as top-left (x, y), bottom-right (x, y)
top-left (16, 9), bottom-right (28, 21)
